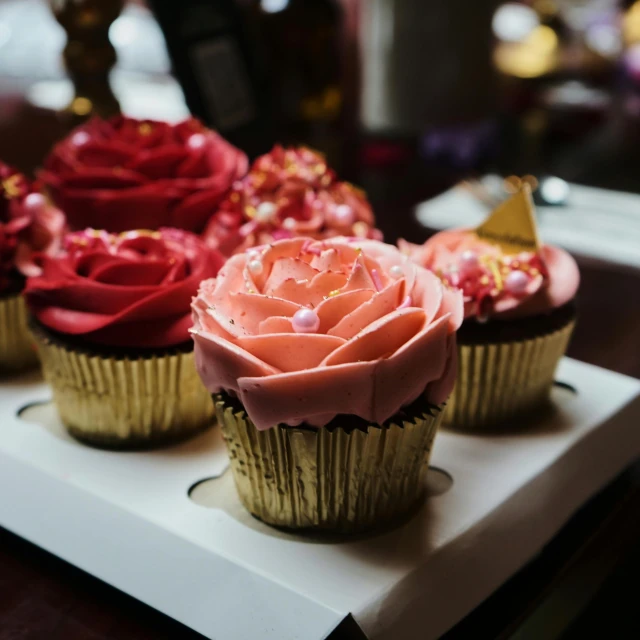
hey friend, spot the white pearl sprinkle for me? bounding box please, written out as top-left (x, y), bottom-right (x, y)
top-left (71, 131), bottom-right (90, 147)
top-left (283, 217), bottom-right (296, 230)
top-left (389, 265), bottom-right (404, 279)
top-left (255, 202), bottom-right (276, 222)
top-left (248, 259), bottom-right (264, 275)
top-left (187, 133), bottom-right (206, 150)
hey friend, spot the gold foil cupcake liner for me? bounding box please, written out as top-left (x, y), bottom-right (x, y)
top-left (33, 330), bottom-right (214, 448)
top-left (444, 320), bottom-right (575, 431)
top-left (215, 396), bottom-right (444, 533)
top-left (0, 294), bottom-right (39, 374)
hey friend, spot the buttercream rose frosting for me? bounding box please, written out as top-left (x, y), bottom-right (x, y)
top-left (400, 230), bottom-right (579, 321)
top-left (39, 116), bottom-right (248, 233)
top-left (192, 236), bottom-right (462, 430)
top-left (203, 146), bottom-right (382, 256)
top-left (25, 228), bottom-right (223, 348)
top-left (1, 162), bottom-right (66, 292)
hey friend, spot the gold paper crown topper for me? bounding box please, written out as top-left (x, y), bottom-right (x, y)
top-left (474, 183), bottom-right (541, 255)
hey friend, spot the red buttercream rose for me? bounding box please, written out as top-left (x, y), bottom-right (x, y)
top-left (39, 116), bottom-right (248, 234)
top-left (1, 162), bottom-right (66, 292)
top-left (203, 145), bottom-right (382, 256)
top-left (25, 228), bottom-right (224, 348)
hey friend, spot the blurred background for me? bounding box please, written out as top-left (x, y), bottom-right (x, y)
top-left (2, 0), bottom-right (640, 188)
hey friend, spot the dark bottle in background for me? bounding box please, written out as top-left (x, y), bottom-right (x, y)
top-left (148, 0), bottom-right (273, 157)
top-left (246, 0), bottom-right (345, 167)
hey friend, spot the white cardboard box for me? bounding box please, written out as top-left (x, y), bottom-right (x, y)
top-left (0, 358), bottom-right (639, 640)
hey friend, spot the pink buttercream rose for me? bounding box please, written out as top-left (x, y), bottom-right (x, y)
top-left (399, 230), bottom-right (579, 321)
top-left (192, 237), bottom-right (463, 430)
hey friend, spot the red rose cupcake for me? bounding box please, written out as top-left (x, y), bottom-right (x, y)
top-left (192, 237), bottom-right (462, 532)
top-left (0, 163), bottom-right (66, 373)
top-left (25, 228), bottom-right (224, 448)
top-left (203, 145), bottom-right (382, 256)
top-left (400, 195), bottom-right (579, 430)
top-left (40, 116), bottom-right (248, 234)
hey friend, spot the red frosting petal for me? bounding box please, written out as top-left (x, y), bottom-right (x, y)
top-left (39, 116), bottom-right (247, 234)
top-left (25, 228), bottom-right (223, 348)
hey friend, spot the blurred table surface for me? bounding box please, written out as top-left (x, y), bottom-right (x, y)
top-left (2, 3), bottom-right (640, 636)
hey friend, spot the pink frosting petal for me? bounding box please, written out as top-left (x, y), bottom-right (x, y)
top-left (328, 278), bottom-right (404, 339)
top-left (236, 334), bottom-right (346, 372)
top-left (309, 247), bottom-right (343, 272)
top-left (341, 254), bottom-right (376, 292)
top-left (259, 316), bottom-right (294, 334)
top-left (322, 308), bottom-right (426, 366)
top-left (271, 271), bottom-right (347, 308)
top-left (263, 257), bottom-right (318, 294)
top-left (373, 314), bottom-right (450, 419)
top-left (315, 289), bottom-right (375, 333)
top-left (215, 291), bottom-right (300, 336)
top-left (425, 334), bottom-right (458, 406)
top-left (237, 362), bottom-right (377, 430)
top-left (408, 268), bottom-right (445, 324)
top-left (192, 330), bottom-right (278, 392)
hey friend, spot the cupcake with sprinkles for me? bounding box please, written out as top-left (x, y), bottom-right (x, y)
top-left (400, 186), bottom-right (579, 430)
top-left (203, 145), bottom-right (382, 256)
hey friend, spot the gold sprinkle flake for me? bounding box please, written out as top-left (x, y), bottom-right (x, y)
top-left (530, 268), bottom-right (539, 277)
top-left (329, 289), bottom-right (340, 297)
top-left (138, 123), bottom-right (153, 135)
top-left (487, 260), bottom-right (503, 291)
top-left (353, 222), bottom-right (368, 238)
top-left (120, 229), bottom-right (161, 239)
top-left (2, 175), bottom-right (22, 199)
top-left (479, 275), bottom-right (490, 286)
top-left (245, 205), bottom-right (257, 219)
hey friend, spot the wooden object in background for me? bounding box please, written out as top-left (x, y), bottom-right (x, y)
top-left (48, 0), bottom-right (124, 123)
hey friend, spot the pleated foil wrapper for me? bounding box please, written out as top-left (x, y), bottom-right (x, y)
top-left (444, 320), bottom-right (575, 431)
top-left (215, 395), bottom-right (445, 533)
top-left (0, 294), bottom-right (39, 373)
top-left (32, 327), bottom-right (214, 448)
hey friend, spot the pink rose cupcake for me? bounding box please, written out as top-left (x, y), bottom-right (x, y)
top-left (400, 225), bottom-right (579, 430)
top-left (192, 236), bottom-right (462, 532)
top-left (25, 228), bottom-right (223, 448)
top-left (203, 145), bottom-right (382, 256)
top-left (0, 162), bottom-right (65, 373)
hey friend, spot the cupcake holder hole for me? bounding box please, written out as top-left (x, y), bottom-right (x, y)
top-left (554, 380), bottom-right (578, 394)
